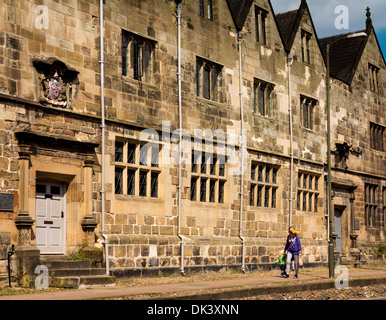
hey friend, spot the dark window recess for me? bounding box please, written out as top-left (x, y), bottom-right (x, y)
top-left (199, 0), bottom-right (204, 17)
top-left (121, 35), bottom-right (128, 76)
top-left (151, 147), bottom-right (159, 167)
top-left (255, 8), bottom-right (259, 42)
top-left (133, 42), bottom-right (142, 80)
top-left (257, 186), bottom-right (262, 206)
top-left (191, 177), bottom-right (197, 201)
top-left (114, 140), bottom-right (160, 198)
top-left (121, 30), bottom-right (154, 83)
top-left (204, 64), bottom-right (211, 99)
top-left (199, 0), bottom-right (213, 20)
top-left (196, 61), bottom-right (202, 96)
top-left (36, 184), bottom-right (46, 194)
top-left (258, 166), bottom-right (263, 182)
top-left (272, 168), bottom-right (277, 184)
top-left (140, 145), bottom-right (148, 166)
top-left (200, 178), bottom-right (207, 202)
top-left (127, 143), bottom-right (136, 164)
top-left (115, 141), bottom-right (124, 162)
top-left (255, 6), bottom-right (268, 45)
top-left (209, 179), bottom-right (216, 202)
top-left (300, 96), bottom-right (317, 130)
top-left (219, 159), bottom-right (225, 177)
top-left (264, 187), bottom-right (270, 208)
top-left (218, 181), bottom-right (225, 204)
top-left (139, 171), bottom-right (147, 197)
top-left (192, 152), bottom-right (198, 173)
top-left (196, 58), bottom-right (222, 102)
top-left (251, 164), bottom-right (256, 180)
top-left (50, 186), bottom-right (60, 195)
top-left (271, 188), bottom-right (276, 208)
top-left (365, 184), bottom-right (378, 227)
top-left (250, 184), bottom-right (255, 206)
top-left (370, 122), bottom-right (385, 152)
top-left (250, 164), bottom-right (279, 208)
top-left (127, 169), bottom-right (135, 196)
top-left (151, 172), bottom-right (158, 198)
top-left (207, 0), bottom-right (213, 20)
top-left (201, 155), bottom-right (206, 174)
top-left (210, 156), bottom-right (216, 175)
top-left (115, 168), bottom-right (123, 195)
top-left (261, 13), bottom-right (266, 45)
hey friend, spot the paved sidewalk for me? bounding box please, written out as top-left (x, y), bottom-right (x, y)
top-left (0, 266), bottom-right (385, 300)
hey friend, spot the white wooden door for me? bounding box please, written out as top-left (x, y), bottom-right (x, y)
top-left (36, 182), bottom-right (66, 254)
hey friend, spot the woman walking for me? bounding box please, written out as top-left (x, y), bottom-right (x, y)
top-left (282, 226), bottom-right (302, 278)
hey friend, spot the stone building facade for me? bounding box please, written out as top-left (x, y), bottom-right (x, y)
top-left (0, 0), bottom-right (384, 283)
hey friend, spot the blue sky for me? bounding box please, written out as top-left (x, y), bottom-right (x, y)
top-left (270, 0), bottom-right (386, 58)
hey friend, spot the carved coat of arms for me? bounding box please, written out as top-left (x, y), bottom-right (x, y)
top-left (43, 70), bottom-right (67, 107)
top-left (49, 77), bottom-right (62, 101)
top-left (34, 60), bottom-right (78, 109)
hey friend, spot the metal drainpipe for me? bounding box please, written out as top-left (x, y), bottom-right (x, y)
top-left (176, 2), bottom-right (185, 276)
top-left (237, 32), bottom-right (246, 273)
top-left (287, 54), bottom-right (294, 228)
top-left (99, 0), bottom-right (109, 276)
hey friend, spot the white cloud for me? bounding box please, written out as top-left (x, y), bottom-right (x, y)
top-left (270, 0), bottom-right (386, 38)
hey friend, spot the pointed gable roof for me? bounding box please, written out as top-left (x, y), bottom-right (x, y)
top-left (319, 7), bottom-right (385, 85)
top-left (275, 9), bottom-right (298, 53)
top-left (226, 0), bottom-right (254, 32)
top-left (319, 31), bottom-right (367, 84)
top-left (275, 0), bottom-right (324, 57)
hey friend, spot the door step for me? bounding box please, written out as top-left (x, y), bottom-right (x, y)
top-left (53, 275), bottom-right (116, 289)
top-left (39, 257), bottom-right (116, 288)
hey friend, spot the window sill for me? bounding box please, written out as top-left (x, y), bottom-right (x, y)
top-left (190, 201), bottom-right (227, 207)
top-left (253, 113), bottom-right (276, 120)
top-left (296, 210), bottom-right (321, 214)
top-left (301, 127), bottom-right (316, 133)
top-left (121, 75), bottom-right (159, 89)
top-left (196, 96), bottom-right (224, 106)
top-left (114, 194), bottom-right (163, 202)
top-left (365, 226), bottom-right (383, 230)
top-left (247, 206), bottom-right (279, 211)
top-left (370, 147), bottom-right (386, 154)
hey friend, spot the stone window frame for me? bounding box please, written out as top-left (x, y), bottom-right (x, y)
top-left (199, 0), bottom-right (214, 20)
top-left (196, 57), bottom-right (222, 103)
top-left (190, 150), bottom-right (226, 204)
top-left (249, 162), bottom-right (279, 209)
top-left (297, 171), bottom-right (320, 213)
top-left (121, 30), bottom-right (156, 83)
top-left (255, 5), bottom-right (268, 45)
top-left (253, 79), bottom-right (274, 117)
top-left (368, 63), bottom-right (380, 94)
top-left (301, 29), bottom-right (312, 65)
top-left (114, 140), bottom-right (161, 198)
top-left (364, 183), bottom-right (378, 228)
top-left (300, 95), bottom-right (317, 130)
top-left (370, 122), bottom-right (385, 152)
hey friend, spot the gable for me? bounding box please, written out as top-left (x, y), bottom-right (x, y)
top-left (290, 5), bottom-right (325, 67)
top-left (275, 9), bottom-right (298, 53)
top-left (319, 19), bottom-right (385, 85)
top-left (275, 0), bottom-right (325, 64)
top-left (226, 0), bottom-right (254, 32)
top-left (319, 31), bottom-right (367, 84)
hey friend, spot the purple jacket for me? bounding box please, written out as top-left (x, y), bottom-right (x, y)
top-left (284, 234), bottom-right (302, 255)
